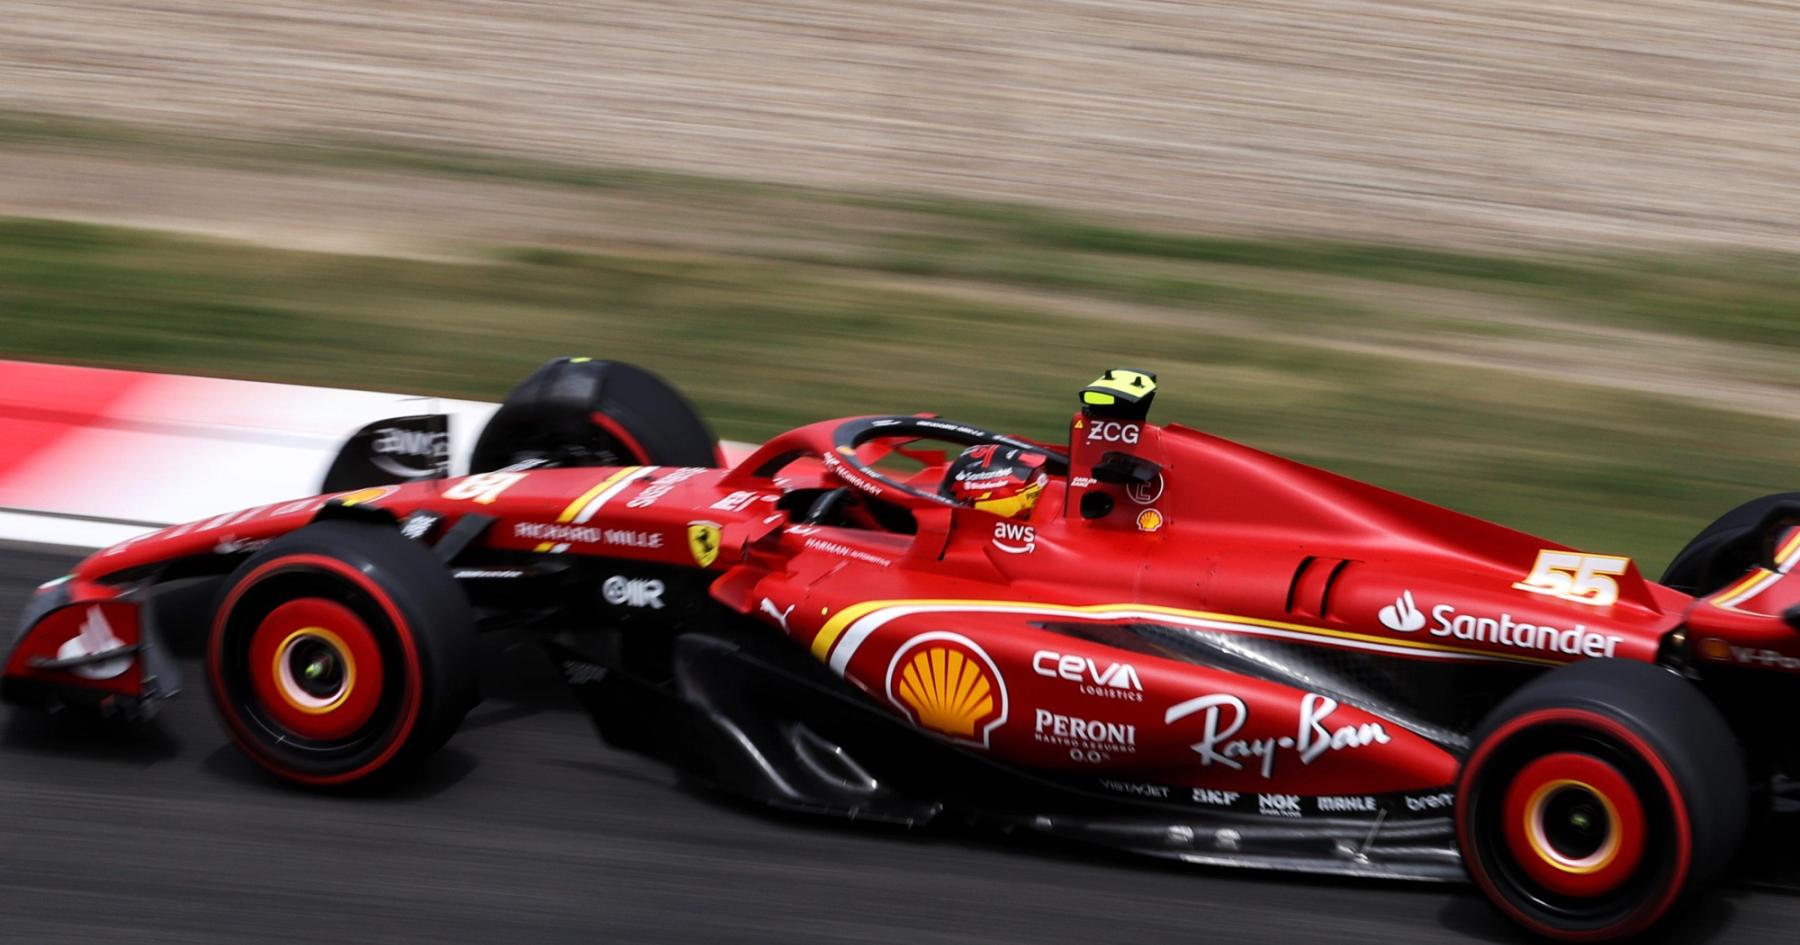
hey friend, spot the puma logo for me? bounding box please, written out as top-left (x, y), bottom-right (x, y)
top-left (759, 597), bottom-right (796, 632)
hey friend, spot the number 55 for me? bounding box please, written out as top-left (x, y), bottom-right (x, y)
top-left (1513, 550), bottom-right (1631, 606)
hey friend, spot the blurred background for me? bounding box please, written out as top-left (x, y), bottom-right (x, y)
top-left (3, 4), bottom-right (1800, 943)
top-left (4, 1), bottom-right (1798, 566)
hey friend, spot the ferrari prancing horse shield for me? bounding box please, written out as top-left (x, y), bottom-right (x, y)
top-left (687, 521), bottom-right (722, 567)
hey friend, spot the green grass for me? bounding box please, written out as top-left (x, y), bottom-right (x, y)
top-left (2, 212), bottom-right (1794, 571)
top-left (826, 199), bottom-right (1800, 351)
top-left (4, 108), bottom-right (1794, 340)
top-left (7, 108), bottom-right (1793, 349)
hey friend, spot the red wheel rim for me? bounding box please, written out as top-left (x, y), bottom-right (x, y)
top-left (246, 597), bottom-right (383, 741)
top-left (1502, 752), bottom-right (1647, 898)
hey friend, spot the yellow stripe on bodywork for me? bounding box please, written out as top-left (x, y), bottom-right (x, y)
top-left (1713, 569), bottom-right (1771, 603)
top-left (808, 597), bottom-right (1561, 668)
top-left (1708, 530), bottom-right (1800, 611)
top-left (810, 599), bottom-right (905, 660)
top-left (556, 467), bottom-right (644, 523)
top-left (1778, 529), bottom-right (1800, 569)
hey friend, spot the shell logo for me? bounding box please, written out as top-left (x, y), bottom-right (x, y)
top-left (334, 485), bottom-right (398, 508)
top-left (885, 632), bottom-right (1009, 748)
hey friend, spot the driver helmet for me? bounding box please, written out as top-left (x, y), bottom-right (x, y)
top-left (941, 444), bottom-right (1049, 519)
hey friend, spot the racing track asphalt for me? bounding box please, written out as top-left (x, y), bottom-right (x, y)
top-left (3, 542), bottom-right (1797, 945)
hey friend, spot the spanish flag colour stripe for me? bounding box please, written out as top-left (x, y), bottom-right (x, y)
top-left (807, 598), bottom-right (1564, 673)
top-left (556, 467), bottom-right (648, 523)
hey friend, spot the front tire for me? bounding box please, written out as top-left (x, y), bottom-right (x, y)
top-left (207, 520), bottom-right (478, 788)
top-left (1456, 659), bottom-right (1746, 941)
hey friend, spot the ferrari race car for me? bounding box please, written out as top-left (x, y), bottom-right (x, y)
top-left (6, 358), bottom-right (1800, 941)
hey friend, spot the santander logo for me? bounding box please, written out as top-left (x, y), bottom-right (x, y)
top-left (1378, 591), bottom-right (1426, 632)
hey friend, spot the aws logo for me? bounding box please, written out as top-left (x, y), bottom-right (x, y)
top-left (886, 632), bottom-right (1009, 748)
top-left (992, 521), bottom-right (1036, 554)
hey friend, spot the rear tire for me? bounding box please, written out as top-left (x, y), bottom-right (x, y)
top-left (1456, 659), bottom-right (1746, 941)
top-left (207, 520), bottom-right (478, 788)
top-left (471, 357), bottom-right (718, 472)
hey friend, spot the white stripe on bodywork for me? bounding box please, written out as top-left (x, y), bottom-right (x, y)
top-left (1714, 570), bottom-right (1785, 609)
top-left (571, 466), bottom-right (657, 524)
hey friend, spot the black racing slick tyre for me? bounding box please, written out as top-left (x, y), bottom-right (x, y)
top-left (1660, 491), bottom-right (1800, 596)
top-left (1456, 659), bottom-right (1746, 942)
top-left (207, 521), bottom-right (479, 788)
top-left (471, 357), bottom-right (719, 472)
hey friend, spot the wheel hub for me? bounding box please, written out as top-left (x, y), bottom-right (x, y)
top-left (276, 629), bottom-right (355, 711)
top-left (1536, 782), bottom-right (1615, 866)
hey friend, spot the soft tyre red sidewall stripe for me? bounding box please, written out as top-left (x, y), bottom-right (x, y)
top-left (588, 411), bottom-right (653, 466)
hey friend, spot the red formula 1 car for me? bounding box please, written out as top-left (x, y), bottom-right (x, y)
top-left (7, 358), bottom-right (1799, 941)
